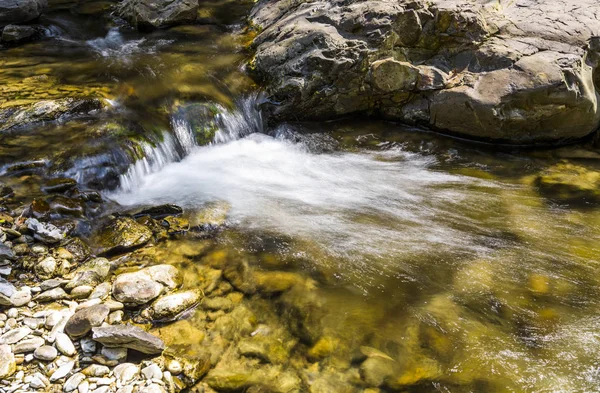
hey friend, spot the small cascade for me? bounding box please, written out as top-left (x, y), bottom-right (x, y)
top-left (117, 95), bottom-right (262, 191)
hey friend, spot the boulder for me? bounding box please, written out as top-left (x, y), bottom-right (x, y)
top-left (249, 0), bottom-right (600, 144)
top-left (112, 264), bottom-right (181, 306)
top-left (91, 325), bottom-right (165, 354)
top-left (0, 0), bottom-right (47, 26)
top-left (117, 0), bottom-right (199, 30)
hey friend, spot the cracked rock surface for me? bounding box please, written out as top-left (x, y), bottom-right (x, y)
top-left (249, 0), bottom-right (600, 144)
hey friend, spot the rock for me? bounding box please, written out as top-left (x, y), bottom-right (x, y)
top-left (0, 0), bottom-right (47, 26)
top-left (55, 333), bottom-right (76, 356)
top-left (141, 364), bottom-right (162, 380)
top-left (35, 287), bottom-right (68, 302)
top-left (254, 271), bottom-right (305, 294)
top-left (112, 264), bottom-right (180, 306)
top-left (92, 325), bottom-right (165, 354)
top-left (535, 162), bottom-right (600, 203)
top-left (0, 243), bottom-right (14, 260)
top-left (0, 344), bottom-right (15, 379)
top-left (1, 24), bottom-right (39, 43)
top-left (65, 257), bottom-right (111, 290)
top-left (113, 363), bottom-right (139, 384)
top-left (201, 296), bottom-right (233, 312)
top-left (0, 98), bottom-right (106, 132)
top-left (150, 290), bottom-right (201, 320)
top-left (134, 204), bottom-right (183, 219)
top-left (95, 217), bottom-right (152, 256)
top-left (82, 364), bottom-right (110, 377)
top-left (49, 360), bottom-right (74, 381)
top-left (0, 326), bottom-right (32, 345)
top-left (35, 256), bottom-right (57, 279)
top-left (70, 285), bottom-right (94, 299)
top-left (33, 345), bottom-right (57, 361)
top-left (13, 336), bottom-right (45, 353)
top-left (117, 0), bottom-right (199, 29)
top-left (25, 218), bottom-right (64, 243)
top-left (250, 0), bottom-right (600, 144)
top-left (100, 346), bottom-right (127, 362)
top-left (64, 372), bottom-right (85, 392)
top-left (41, 177), bottom-right (77, 194)
top-left (65, 304), bottom-right (110, 338)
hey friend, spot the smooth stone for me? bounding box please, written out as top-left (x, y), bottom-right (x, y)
top-left (92, 325), bottom-right (165, 354)
top-left (151, 290), bottom-right (201, 320)
top-left (112, 265), bottom-right (180, 306)
top-left (33, 345), bottom-right (57, 361)
top-left (100, 346), bottom-right (127, 361)
top-left (82, 364), bottom-right (110, 377)
top-left (141, 363), bottom-right (162, 380)
top-left (89, 282), bottom-right (111, 300)
top-left (13, 336), bottom-right (45, 353)
top-left (35, 256), bottom-right (57, 279)
top-left (113, 363), bottom-right (139, 384)
top-left (64, 372), bottom-right (86, 392)
top-left (56, 333), bottom-right (76, 356)
top-left (107, 310), bottom-right (123, 325)
top-left (40, 278), bottom-right (65, 291)
top-left (70, 285), bottom-right (94, 299)
top-left (166, 359), bottom-right (182, 374)
top-left (35, 287), bottom-right (68, 302)
top-left (65, 304), bottom-right (110, 338)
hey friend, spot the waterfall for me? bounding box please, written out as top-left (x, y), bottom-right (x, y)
top-left (118, 95), bottom-right (262, 191)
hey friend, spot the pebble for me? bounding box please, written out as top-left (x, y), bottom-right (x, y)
top-left (107, 310), bottom-right (123, 325)
top-left (166, 359), bottom-right (182, 374)
top-left (113, 363), bottom-right (139, 384)
top-left (80, 337), bottom-right (96, 353)
top-left (33, 345), bottom-right (57, 361)
top-left (141, 364), bottom-right (162, 380)
top-left (78, 379), bottom-right (90, 393)
top-left (45, 311), bottom-right (62, 328)
top-left (56, 332), bottom-right (76, 356)
top-left (6, 308), bottom-right (18, 319)
top-left (101, 346), bottom-right (127, 362)
top-left (82, 364), bottom-right (110, 377)
top-left (70, 285), bottom-right (94, 299)
top-left (49, 360), bottom-right (74, 381)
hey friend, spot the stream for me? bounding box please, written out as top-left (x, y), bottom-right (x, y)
top-left (2, 3), bottom-right (600, 392)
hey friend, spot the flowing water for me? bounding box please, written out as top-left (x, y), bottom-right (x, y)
top-left (3, 3), bottom-right (600, 392)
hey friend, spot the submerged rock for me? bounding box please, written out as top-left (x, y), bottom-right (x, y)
top-left (118, 0), bottom-right (199, 29)
top-left (150, 290), bottom-right (201, 320)
top-left (535, 162), bottom-right (600, 204)
top-left (112, 264), bottom-right (181, 306)
top-left (250, 0), bottom-right (600, 144)
top-left (92, 325), bottom-right (165, 354)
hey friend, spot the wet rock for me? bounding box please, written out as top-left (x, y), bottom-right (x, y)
top-left (150, 290), bottom-right (201, 320)
top-left (63, 237), bottom-right (92, 263)
top-left (188, 201), bottom-right (230, 229)
top-left (201, 296), bottom-right (233, 312)
top-left (0, 344), bottom-right (15, 379)
top-left (65, 304), bottom-right (110, 338)
top-left (41, 177), bottom-right (77, 194)
top-left (134, 204), bottom-right (183, 219)
top-left (112, 264), bottom-right (180, 306)
top-left (360, 356), bottom-right (396, 387)
top-left (117, 0), bottom-right (199, 29)
top-left (0, 98), bottom-right (105, 132)
top-left (47, 195), bottom-right (85, 217)
top-left (95, 216), bottom-right (152, 256)
top-left (92, 325), bottom-right (165, 354)
top-left (238, 335), bottom-right (289, 364)
top-left (0, 0), bottom-right (47, 26)
top-left (222, 258), bottom-right (256, 295)
top-left (1, 24), bottom-right (40, 44)
top-left (26, 218), bottom-right (64, 243)
top-left (65, 257), bottom-right (111, 290)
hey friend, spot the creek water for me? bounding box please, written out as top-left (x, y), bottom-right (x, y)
top-left (3, 3), bottom-right (600, 392)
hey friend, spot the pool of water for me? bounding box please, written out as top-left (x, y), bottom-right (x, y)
top-left (3, 3), bottom-right (600, 392)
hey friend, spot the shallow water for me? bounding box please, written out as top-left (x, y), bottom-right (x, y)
top-left (3, 3), bottom-right (600, 392)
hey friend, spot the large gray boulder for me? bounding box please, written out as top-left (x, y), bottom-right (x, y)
top-left (117, 0), bottom-right (199, 30)
top-left (249, 0), bottom-right (600, 144)
top-left (0, 0), bottom-right (47, 27)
